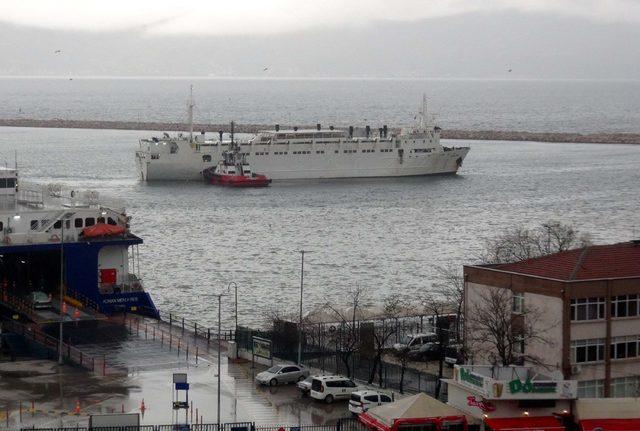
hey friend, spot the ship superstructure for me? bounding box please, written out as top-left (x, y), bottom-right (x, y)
top-left (0, 166), bottom-right (157, 317)
top-left (135, 95), bottom-right (470, 181)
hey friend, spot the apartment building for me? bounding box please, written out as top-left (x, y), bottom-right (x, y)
top-left (463, 241), bottom-right (640, 398)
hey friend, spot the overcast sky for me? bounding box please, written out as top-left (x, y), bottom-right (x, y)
top-left (1, 0), bottom-right (639, 78)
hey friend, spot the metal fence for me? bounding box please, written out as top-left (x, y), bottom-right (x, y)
top-left (13, 418), bottom-right (367, 431)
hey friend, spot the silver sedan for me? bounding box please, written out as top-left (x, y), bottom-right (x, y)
top-left (255, 364), bottom-right (310, 386)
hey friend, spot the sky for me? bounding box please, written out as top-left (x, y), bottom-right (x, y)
top-left (0, 0), bottom-right (638, 78)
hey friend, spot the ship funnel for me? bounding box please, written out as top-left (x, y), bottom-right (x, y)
top-left (383, 125), bottom-right (388, 138)
top-left (349, 126), bottom-right (354, 138)
top-left (275, 124), bottom-right (280, 132)
top-left (365, 125), bottom-right (370, 138)
top-left (316, 123), bottom-right (321, 131)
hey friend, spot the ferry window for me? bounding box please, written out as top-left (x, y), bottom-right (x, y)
top-left (0, 221), bottom-right (3, 231)
top-left (85, 217), bottom-right (95, 227)
top-left (107, 217), bottom-right (117, 225)
top-left (31, 220), bottom-right (39, 230)
top-left (54, 220), bottom-right (62, 229)
top-left (97, 217), bottom-right (105, 224)
top-left (75, 218), bottom-right (83, 228)
top-left (335, 150), bottom-right (339, 153)
top-left (202, 155), bottom-right (211, 162)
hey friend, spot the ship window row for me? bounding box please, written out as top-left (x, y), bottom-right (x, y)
top-left (316, 150), bottom-right (325, 154)
top-left (412, 148), bottom-right (433, 153)
top-left (381, 149), bottom-right (393, 153)
top-left (255, 152), bottom-right (270, 156)
top-left (293, 151), bottom-right (311, 155)
top-left (274, 151), bottom-right (288, 155)
top-left (362, 149), bottom-right (375, 153)
top-left (344, 150), bottom-right (357, 154)
top-left (0, 178), bottom-right (16, 188)
top-left (30, 217), bottom-right (112, 231)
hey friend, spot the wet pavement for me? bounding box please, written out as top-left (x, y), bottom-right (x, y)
top-left (0, 324), bottom-right (358, 429)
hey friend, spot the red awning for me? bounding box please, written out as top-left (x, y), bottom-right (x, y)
top-left (580, 419), bottom-right (640, 431)
top-left (485, 416), bottom-right (564, 431)
top-left (82, 223), bottom-right (125, 238)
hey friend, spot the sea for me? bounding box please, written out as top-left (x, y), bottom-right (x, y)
top-left (0, 77), bottom-right (639, 328)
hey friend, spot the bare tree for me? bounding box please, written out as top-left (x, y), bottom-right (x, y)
top-left (480, 220), bottom-right (591, 264)
top-left (325, 284), bottom-right (369, 378)
top-left (432, 264), bottom-right (464, 343)
top-left (368, 294), bottom-right (403, 386)
top-left (420, 293), bottom-right (453, 400)
top-left (466, 287), bottom-right (555, 367)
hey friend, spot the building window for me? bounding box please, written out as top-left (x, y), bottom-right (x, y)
top-left (611, 335), bottom-right (640, 360)
top-left (610, 376), bottom-right (640, 398)
top-left (571, 297), bottom-right (605, 321)
top-left (578, 379), bottom-right (605, 398)
top-left (512, 292), bottom-right (524, 314)
top-left (612, 295), bottom-right (640, 318)
top-left (571, 338), bottom-right (605, 363)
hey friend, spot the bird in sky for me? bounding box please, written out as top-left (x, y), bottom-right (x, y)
top-left (263, 67), bottom-right (269, 72)
top-left (508, 68), bottom-right (512, 72)
top-left (54, 49), bottom-right (62, 54)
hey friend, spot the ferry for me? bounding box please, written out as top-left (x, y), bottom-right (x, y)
top-left (0, 165), bottom-right (158, 319)
top-left (135, 95), bottom-right (470, 181)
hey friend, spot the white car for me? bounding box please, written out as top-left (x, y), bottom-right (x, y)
top-left (392, 333), bottom-right (437, 353)
top-left (255, 364), bottom-right (309, 386)
top-left (297, 375), bottom-right (318, 395)
top-left (310, 375), bottom-right (359, 403)
top-left (348, 390), bottom-right (393, 414)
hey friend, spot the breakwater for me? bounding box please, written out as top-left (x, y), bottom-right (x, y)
top-left (1, 118), bottom-right (639, 145)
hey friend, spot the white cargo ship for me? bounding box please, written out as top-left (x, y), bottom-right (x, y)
top-left (135, 95), bottom-right (469, 181)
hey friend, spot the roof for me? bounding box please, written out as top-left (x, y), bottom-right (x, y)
top-left (489, 241), bottom-right (640, 281)
top-left (364, 393), bottom-right (465, 427)
top-left (580, 419), bottom-right (640, 431)
top-left (484, 416), bottom-right (564, 431)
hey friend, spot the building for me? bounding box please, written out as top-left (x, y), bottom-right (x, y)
top-left (463, 241), bottom-right (640, 398)
top-left (445, 364), bottom-right (575, 429)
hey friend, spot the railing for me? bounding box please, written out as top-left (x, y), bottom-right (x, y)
top-left (156, 310), bottom-right (235, 341)
top-left (2, 320), bottom-right (115, 376)
top-left (10, 418), bottom-right (366, 431)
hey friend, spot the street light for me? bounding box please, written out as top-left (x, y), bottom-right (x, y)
top-left (213, 284), bottom-right (231, 431)
top-left (58, 218), bottom-right (66, 365)
top-left (297, 250), bottom-right (312, 365)
top-left (228, 281), bottom-right (238, 337)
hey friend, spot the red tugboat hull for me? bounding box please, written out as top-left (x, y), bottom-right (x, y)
top-left (207, 173), bottom-right (271, 187)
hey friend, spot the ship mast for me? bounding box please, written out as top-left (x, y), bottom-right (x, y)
top-left (419, 93), bottom-right (427, 129)
top-left (187, 85), bottom-right (195, 143)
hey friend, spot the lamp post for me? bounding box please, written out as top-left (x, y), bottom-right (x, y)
top-left (58, 219), bottom-right (65, 365)
top-left (228, 281), bottom-right (238, 338)
top-left (297, 250), bottom-right (311, 365)
top-left (213, 284), bottom-right (230, 431)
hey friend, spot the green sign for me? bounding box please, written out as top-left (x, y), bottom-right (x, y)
top-left (460, 367), bottom-right (484, 388)
top-left (509, 378), bottom-right (557, 394)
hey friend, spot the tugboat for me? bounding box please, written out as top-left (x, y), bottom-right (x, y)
top-left (202, 143), bottom-right (271, 187)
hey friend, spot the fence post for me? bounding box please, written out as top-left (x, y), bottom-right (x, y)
top-left (103, 355), bottom-right (107, 376)
top-left (194, 322), bottom-right (197, 338)
top-left (169, 314), bottom-right (173, 334)
top-left (182, 317), bottom-right (185, 333)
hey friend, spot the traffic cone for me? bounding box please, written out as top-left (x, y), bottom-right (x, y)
top-left (74, 400), bottom-right (81, 415)
top-left (140, 399), bottom-right (146, 412)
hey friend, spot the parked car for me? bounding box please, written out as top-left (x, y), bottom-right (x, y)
top-left (297, 375), bottom-right (317, 396)
top-left (310, 375), bottom-right (359, 403)
top-left (255, 364), bottom-right (309, 386)
top-left (393, 333), bottom-right (437, 353)
top-left (29, 291), bottom-right (52, 310)
top-left (348, 390), bottom-right (393, 414)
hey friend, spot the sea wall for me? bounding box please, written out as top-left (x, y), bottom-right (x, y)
top-left (1, 118), bottom-right (638, 145)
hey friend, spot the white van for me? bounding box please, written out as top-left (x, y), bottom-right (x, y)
top-left (348, 390), bottom-right (393, 414)
top-left (310, 375), bottom-right (359, 403)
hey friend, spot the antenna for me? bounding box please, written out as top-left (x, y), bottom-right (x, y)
top-left (187, 85), bottom-right (195, 143)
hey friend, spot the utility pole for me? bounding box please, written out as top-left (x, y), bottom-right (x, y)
top-left (297, 250), bottom-right (309, 365)
top-left (213, 284), bottom-right (230, 431)
top-left (58, 220), bottom-right (64, 365)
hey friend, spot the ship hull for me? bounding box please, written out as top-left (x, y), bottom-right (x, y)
top-left (137, 147), bottom-right (469, 181)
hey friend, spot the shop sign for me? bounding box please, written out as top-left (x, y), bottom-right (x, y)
top-left (459, 367), bottom-right (485, 388)
top-left (466, 396), bottom-right (495, 412)
top-left (509, 378), bottom-right (557, 394)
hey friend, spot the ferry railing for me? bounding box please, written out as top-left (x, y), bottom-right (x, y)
top-left (155, 309), bottom-right (235, 341)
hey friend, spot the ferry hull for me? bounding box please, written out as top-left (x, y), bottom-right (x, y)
top-left (138, 148), bottom-right (469, 181)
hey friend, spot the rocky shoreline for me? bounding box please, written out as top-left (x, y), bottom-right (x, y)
top-left (1, 118), bottom-right (638, 145)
